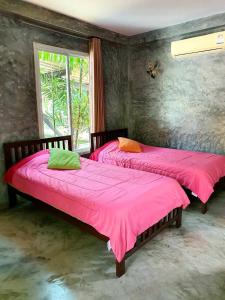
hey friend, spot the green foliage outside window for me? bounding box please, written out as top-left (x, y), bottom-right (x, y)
top-left (39, 50), bottom-right (90, 150)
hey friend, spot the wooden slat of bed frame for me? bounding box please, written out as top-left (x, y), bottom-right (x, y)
top-left (90, 128), bottom-right (128, 153)
top-left (3, 135), bottom-right (72, 169)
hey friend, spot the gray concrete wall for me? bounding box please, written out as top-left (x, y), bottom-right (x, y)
top-left (0, 11), bottom-right (128, 208)
top-left (129, 16), bottom-right (225, 155)
top-left (103, 40), bottom-right (129, 130)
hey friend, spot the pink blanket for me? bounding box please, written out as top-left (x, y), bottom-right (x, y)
top-left (90, 141), bottom-right (225, 203)
top-left (5, 150), bottom-right (189, 262)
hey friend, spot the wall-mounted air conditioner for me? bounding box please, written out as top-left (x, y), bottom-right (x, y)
top-left (171, 31), bottom-right (225, 57)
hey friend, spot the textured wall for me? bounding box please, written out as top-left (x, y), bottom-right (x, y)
top-left (0, 12), bottom-right (128, 208)
top-left (129, 32), bottom-right (225, 154)
top-left (102, 40), bottom-right (128, 130)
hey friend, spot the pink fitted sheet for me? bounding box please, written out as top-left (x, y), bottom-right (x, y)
top-left (90, 141), bottom-right (225, 203)
top-left (5, 150), bottom-right (189, 262)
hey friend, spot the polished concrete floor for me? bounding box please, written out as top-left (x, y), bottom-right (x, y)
top-left (0, 190), bottom-right (225, 300)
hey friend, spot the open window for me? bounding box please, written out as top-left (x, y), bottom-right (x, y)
top-left (34, 43), bottom-right (90, 153)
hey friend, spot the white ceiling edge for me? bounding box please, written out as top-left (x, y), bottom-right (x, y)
top-left (22, 0), bottom-right (225, 36)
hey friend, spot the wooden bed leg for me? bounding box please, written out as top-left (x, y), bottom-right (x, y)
top-left (116, 258), bottom-right (125, 277)
top-left (8, 186), bottom-right (17, 208)
top-left (176, 208), bottom-right (182, 228)
top-left (219, 177), bottom-right (225, 190)
top-left (201, 203), bottom-right (208, 214)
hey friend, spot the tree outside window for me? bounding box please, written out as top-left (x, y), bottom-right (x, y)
top-left (35, 44), bottom-right (90, 152)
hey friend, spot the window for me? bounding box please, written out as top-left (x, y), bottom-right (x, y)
top-left (34, 43), bottom-right (90, 152)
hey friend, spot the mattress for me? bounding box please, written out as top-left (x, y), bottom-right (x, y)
top-left (5, 150), bottom-right (189, 262)
top-left (90, 141), bottom-right (225, 203)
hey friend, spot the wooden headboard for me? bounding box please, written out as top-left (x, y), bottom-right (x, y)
top-left (90, 128), bottom-right (128, 153)
top-left (4, 135), bottom-right (72, 169)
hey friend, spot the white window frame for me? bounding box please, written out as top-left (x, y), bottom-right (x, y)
top-left (33, 42), bottom-right (90, 153)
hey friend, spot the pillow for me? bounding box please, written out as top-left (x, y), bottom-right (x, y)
top-left (48, 148), bottom-right (81, 170)
top-left (118, 137), bottom-right (142, 153)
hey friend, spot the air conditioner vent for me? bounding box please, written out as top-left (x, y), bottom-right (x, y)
top-left (171, 31), bottom-right (225, 57)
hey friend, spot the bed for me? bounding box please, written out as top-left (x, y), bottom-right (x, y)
top-left (3, 135), bottom-right (189, 277)
top-left (90, 128), bottom-right (225, 214)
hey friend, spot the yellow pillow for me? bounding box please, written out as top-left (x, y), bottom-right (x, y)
top-left (118, 137), bottom-right (142, 153)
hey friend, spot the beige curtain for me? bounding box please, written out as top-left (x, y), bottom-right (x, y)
top-left (89, 37), bottom-right (105, 133)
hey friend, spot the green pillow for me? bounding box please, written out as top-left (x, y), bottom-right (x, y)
top-left (48, 148), bottom-right (81, 170)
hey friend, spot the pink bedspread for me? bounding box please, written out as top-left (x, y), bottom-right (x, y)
top-left (90, 141), bottom-right (225, 203)
top-left (5, 150), bottom-right (189, 262)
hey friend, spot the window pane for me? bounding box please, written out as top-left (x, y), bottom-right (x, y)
top-left (69, 56), bottom-right (90, 150)
top-left (38, 51), bottom-right (70, 137)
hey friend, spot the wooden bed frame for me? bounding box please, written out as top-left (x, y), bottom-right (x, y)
top-left (90, 128), bottom-right (225, 215)
top-left (90, 128), bottom-right (128, 153)
top-left (3, 134), bottom-right (182, 277)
